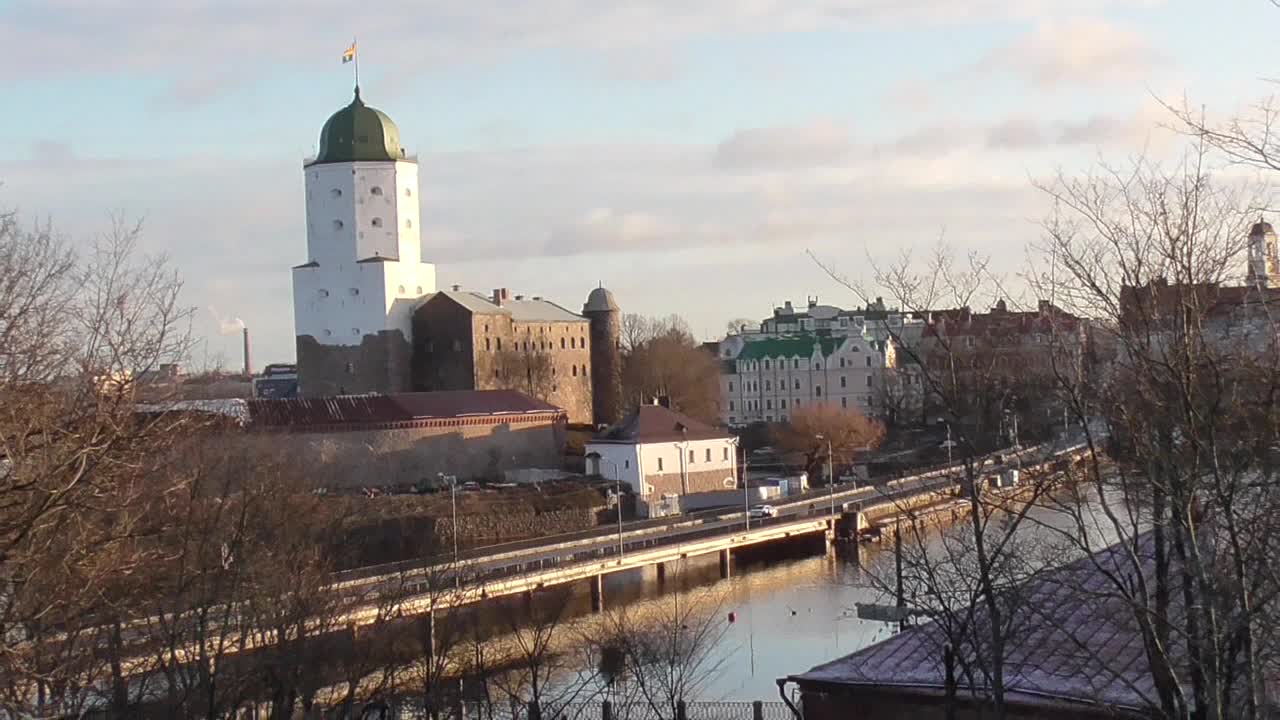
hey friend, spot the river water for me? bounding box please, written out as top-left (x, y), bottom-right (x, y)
top-left (570, 540), bottom-right (892, 704)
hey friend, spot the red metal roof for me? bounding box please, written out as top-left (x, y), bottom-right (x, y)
top-left (245, 390), bottom-right (563, 429)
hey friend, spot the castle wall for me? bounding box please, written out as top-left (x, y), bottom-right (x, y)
top-left (296, 330), bottom-right (413, 397)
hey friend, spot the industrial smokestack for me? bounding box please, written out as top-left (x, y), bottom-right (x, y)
top-left (242, 327), bottom-right (252, 377)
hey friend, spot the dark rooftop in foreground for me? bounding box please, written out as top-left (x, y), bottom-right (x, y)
top-left (789, 533), bottom-right (1196, 718)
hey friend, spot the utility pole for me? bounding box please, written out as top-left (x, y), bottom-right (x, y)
top-left (946, 423), bottom-right (953, 465)
top-left (608, 461), bottom-right (623, 559)
top-left (817, 434), bottom-right (835, 517)
top-left (894, 520), bottom-right (905, 632)
top-left (440, 473), bottom-right (460, 589)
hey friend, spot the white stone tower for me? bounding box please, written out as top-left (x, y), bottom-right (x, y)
top-left (292, 87), bottom-right (436, 396)
top-left (1247, 220), bottom-right (1280, 288)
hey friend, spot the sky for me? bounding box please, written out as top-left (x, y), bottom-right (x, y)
top-left (1, 0), bottom-right (1278, 369)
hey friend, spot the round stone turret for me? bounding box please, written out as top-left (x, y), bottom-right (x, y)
top-left (583, 287), bottom-right (622, 426)
top-left (310, 87), bottom-right (406, 165)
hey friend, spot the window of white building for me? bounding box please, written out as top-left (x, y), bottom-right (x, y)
top-left (371, 186), bottom-right (383, 196)
top-left (658, 457), bottom-right (664, 471)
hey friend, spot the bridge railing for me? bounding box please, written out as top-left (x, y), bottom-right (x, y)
top-left (379, 700), bottom-right (792, 720)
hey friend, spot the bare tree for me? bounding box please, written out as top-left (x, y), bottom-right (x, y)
top-left (813, 237), bottom-right (1085, 719)
top-left (620, 314), bottom-right (720, 422)
top-left (1027, 143), bottom-right (1280, 720)
top-left (772, 404), bottom-right (886, 481)
top-left (0, 211), bottom-right (195, 717)
top-left (496, 345), bottom-right (556, 403)
top-left (592, 566), bottom-right (729, 720)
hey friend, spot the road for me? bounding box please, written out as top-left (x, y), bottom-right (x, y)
top-left (334, 438), bottom-right (1080, 599)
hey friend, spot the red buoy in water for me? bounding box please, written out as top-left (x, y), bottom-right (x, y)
top-left (728, 611), bottom-right (737, 623)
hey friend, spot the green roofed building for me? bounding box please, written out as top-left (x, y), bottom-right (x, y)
top-left (713, 297), bottom-right (926, 427)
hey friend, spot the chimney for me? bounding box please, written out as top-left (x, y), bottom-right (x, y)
top-left (1038, 299), bottom-right (1052, 313)
top-left (451, 284), bottom-right (461, 291)
top-left (492, 288), bottom-right (510, 306)
top-left (242, 327), bottom-right (252, 377)
top-left (808, 296), bottom-right (818, 309)
top-left (994, 298), bottom-right (1007, 313)
top-left (784, 300), bottom-right (794, 313)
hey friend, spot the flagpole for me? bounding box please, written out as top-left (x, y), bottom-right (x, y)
top-left (353, 37), bottom-right (360, 91)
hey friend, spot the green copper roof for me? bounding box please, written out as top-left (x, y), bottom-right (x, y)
top-left (736, 334), bottom-right (842, 361)
top-left (310, 87), bottom-right (406, 166)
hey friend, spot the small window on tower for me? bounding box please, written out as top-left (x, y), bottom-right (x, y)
top-left (318, 289), bottom-right (329, 298)
top-left (349, 288), bottom-right (359, 296)
top-left (345, 362), bottom-right (354, 374)
top-left (371, 217), bottom-right (383, 228)
top-left (404, 187), bottom-right (412, 197)
top-left (332, 220), bottom-right (344, 230)
top-left (405, 219), bottom-right (413, 229)
top-left (397, 285), bottom-right (405, 294)
top-left (351, 328), bottom-right (359, 335)
top-left (415, 286), bottom-right (423, 294)
top-left (330, 188), bottom-right (342, 198)
top-left (370, 186), bottom-right (383, 196)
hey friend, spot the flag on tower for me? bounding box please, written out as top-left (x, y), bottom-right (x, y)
top-left (342, 41), bottom-right (357, 64)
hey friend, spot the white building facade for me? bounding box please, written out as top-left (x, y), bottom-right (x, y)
top-left (291, 87), bottom-right (437, 396)
top-left (715, 298), bottom-right (923, 426)
top-left (586, 404), bottom-right (738, 513)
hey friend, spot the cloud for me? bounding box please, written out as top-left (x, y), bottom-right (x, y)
top-left (0, 0), bottom-right (1155, 87)
top-left (976, 17), bottom-right (1160, 88)
top-left (714, 121), bottom-right (855, 172)
top-left (985, 118), bottom-right (1046, 149)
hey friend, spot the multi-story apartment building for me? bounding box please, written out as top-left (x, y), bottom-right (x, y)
top-left (715, 298), bottom-right (924, 426)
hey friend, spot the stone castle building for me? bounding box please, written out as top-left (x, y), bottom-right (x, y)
top-left (291, 87), bottom-right (622, 423)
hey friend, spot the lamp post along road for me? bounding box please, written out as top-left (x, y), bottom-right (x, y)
top-left (439, 473), bottom-right (460, 588)
top-left (607, 460), bottom-right (623, 559)
top-left (816, 434), bottom-right (835, 517)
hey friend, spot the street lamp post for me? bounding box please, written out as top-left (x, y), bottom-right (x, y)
top-left (439, 473), bottom-right (459, 588)
top-left (945, 423), bottom-right (953, 465)
top-left (816, 434), bottom-right (835, 517)
top-left (607, 460), bottom-right (623, 560)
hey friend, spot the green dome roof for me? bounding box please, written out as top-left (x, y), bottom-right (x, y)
top-left (310, 87), bottom-right (406, 165)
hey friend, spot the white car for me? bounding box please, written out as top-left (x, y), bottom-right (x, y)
top-left (748, 505), bottom-right (777, 519)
